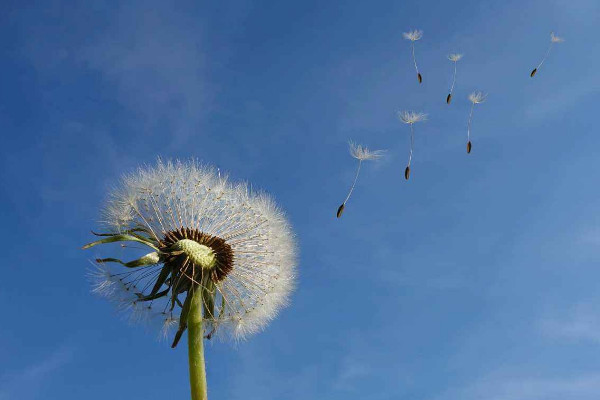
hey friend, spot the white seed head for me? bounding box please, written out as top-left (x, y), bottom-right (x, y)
top-left (468, 91), bottom-right (487, 104)
top-left (550, 32), bottom-right (564, 43)
top-left (448, 53), bottom-right (463, 62)
top-left (349, 141), bottom-right (385, 161)
top-left (93, 159), bottom-right (297, 341)
top-left (403, 29), bottom-right (423, 41)
top-left (398, 111), bottom-right (428, 124)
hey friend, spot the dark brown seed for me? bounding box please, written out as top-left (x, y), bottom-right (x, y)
top-left (336, 203), bottom-right (345, 218)
top-left (530, 68), bottom-right (537, 77)
top-left (446, 93), bottom-right (452, 104)
top-left (417, 73), bottom-right (422, 83)
top-left (467, 141), bottom-right (472, 154)
top-left (404, 166), bottom-right (411, 180)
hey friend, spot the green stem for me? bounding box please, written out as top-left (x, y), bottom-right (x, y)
top-left (188, 288), bottom-right (208, 400)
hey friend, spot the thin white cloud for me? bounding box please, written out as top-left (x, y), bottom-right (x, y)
top-left (80, 1), bottom-right (210, 146)
top-left (524, 74), bottom-right (600, 122)
top-left (332, 355), bottom-right (372, 391)
top-left (0, 345), bottom-right (75, 400)
top-left (578, 227), bottom-right (600, 246)
top-left (539, 304), bottom-right (600, 343)
top-left (437, 372), bottom-right (600, 400)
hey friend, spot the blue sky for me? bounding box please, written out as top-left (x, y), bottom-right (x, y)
top-left (1, 0), bottom-right (600, 399)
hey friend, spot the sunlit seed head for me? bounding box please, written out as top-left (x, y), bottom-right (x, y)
top-left (398, 111), bottom-right (428, 124)
top-left (468, 91), bottom-right (487, 104)
top-left (550, 32), bottom-right (564, 43)
top-left (349, 141), bottom-right (385, 161)
top-left (87, 159), bottom-right (297, 342)
top-left (403, 29), bottom-right (423, 41)
top-left (448, 53), bottom-right (463, 62)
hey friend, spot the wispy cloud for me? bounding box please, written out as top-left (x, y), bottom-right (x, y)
top-left (18, 1), bottom-right (210, 148)
top-left (524, 74), bottom-right (600, 122)
top-left (437, 372), bottom-right (600, 400)
top-left (332, 355), bottom-right (372, 391)
top-left (577, 227), bottom-right (600, 246)
top-left (539, 304), bottom-right (600, 343)
top-left (80, 1), bottom-right (210, 146)
top-left (0, 345), bottom-right (75, 400)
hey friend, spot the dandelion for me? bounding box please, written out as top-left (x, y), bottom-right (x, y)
top-left (336, 142), bottom-right (385, 218)
top-left (531, 31), bottom-right (564, 77)
top-left (466, 91), bottom-right (487, 154)
top-left (403, 29), bottom-right (424, 83)
top-left (83, 159), bottom-right (297, 400)
top-left (446, 53), bottom-right (463, 104)
top-left (398, 111), bottom-right (427, 179)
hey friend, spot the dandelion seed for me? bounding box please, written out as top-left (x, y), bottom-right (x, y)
top-left (84, 159), bottom-right (297, 400)
top-left (398, 111), bottom-right (427, 179)
top-left (337, 142), bottom-right (385, 218)
top-left (446, 53), bottom-right (463, 104)
top-left (466, 91), bottom-right (487, 154)
top-left (403, 29), bottom-right (424, 83)
top-left (161, 314), bottom-right (179, 340)
top-left (531, 31), bottom-right (564, 77)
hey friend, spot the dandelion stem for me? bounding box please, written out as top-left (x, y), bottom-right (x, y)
top-left (411, 42), bottom-right (419, 74)
top-left (343, 160), bottom-right (362, 205)
top-left (467, 102), bottom-right (475, 142)
top-left (188, 287), bottom-right (208, 400)
top-left (450, 62), bottom-right (457, 94)
top-left (408, 123), bottom-right (415, 167)
top-left (536, 42), bottom-right (554, 71)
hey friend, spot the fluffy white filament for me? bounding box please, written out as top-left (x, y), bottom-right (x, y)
top-left (349, 141), bottom-right (385, 161)
top-left (91, 159), bottom-right (297, 341)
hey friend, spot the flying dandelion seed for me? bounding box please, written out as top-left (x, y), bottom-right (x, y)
top-left (446, 53), bottom-right (463, 104)
top-left (403, 29), bottom-right (423, 83)
top-left (84, 159), bottom-right (297, 400)
top-left (336, 142), bottom-right (385, 218)
top-left (398, 111), bottom-right (427, 179)
top-left (531, 32), bottom-right (564, 77)
top-left (466, 91), bottom-right (487, 154)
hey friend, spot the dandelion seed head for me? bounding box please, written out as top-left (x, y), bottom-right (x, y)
top-left (468, 91), bottom-right (487, 104)
top-left (551, 32), bottom-right (564, 43)
top-left (349, 141), bottom-right (385, 161)
top-left (89, 159), bottom-right (297, 342)
top-left (398, 111), bottom-right (428, 124)
top-left (403, 29), bottom-right (423, 41)
top-left (448, 53), bottom-right (463, 62)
